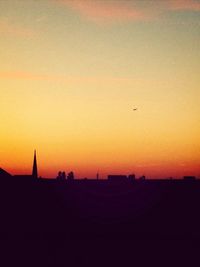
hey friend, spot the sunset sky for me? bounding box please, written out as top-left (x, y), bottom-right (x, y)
top-left (0, 0), bottom-right (200, 178)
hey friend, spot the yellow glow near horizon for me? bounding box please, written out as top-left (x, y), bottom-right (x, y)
top-left (0, 0), bottom-right (200, 178)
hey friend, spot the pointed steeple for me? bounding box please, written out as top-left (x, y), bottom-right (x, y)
top-left (32, 150), bottom-right (38, 179)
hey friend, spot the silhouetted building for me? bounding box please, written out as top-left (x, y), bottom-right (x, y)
top-left (128, 174), bottom-right (135, 181)
top-left (13, 174), bottom-right (33, 181)
top-left (0, 168), bottom-right (12, 179)
top-left (67, 171), bottom-right (74, 180)
top-left (139, 175), bottom-right (146, 180)
top-left (32, 150), bottom-right (38, 179)
top-left (62, 171), bottom-right (66, 179)
top-left (57, 171), bottom-right (66, 180)
top-left (183, 176), bottom-right (196, 181)
top-left (107, 175), bottom-right (127, 181)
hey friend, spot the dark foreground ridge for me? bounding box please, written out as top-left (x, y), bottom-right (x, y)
top-left (1, 175), bottom-right (200, 238)
top-left (1, 153), bottom-right (200, 266)
top-left (1, 175), bottom-right (200, 266)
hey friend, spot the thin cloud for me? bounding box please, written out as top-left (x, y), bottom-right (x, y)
top-left (167, 0), bottom-right (200, 11)
top-left (54, 0), bottom-right (200, 25)
top-left (0, 70), bottom-right (136, 84)
top-left (56, 0), bottom-right (149, 24)
top-left (0, 18), bottom-right (35, 38)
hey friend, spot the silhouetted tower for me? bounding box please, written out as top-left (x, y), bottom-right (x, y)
top-left (32, 150), bottom-right (38, 179)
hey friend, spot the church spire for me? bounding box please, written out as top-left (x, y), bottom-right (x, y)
top-left (32, 150), bottom-right (38, 179)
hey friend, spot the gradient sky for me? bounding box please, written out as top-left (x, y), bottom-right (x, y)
top-left (0, 0), bottom-right (200, 178)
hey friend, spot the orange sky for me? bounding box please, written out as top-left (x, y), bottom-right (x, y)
top-left (0, 0), bottom-right (200, 178)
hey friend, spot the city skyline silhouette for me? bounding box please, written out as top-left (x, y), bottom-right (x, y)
top-left (0, 150), bottom-right (199, 180)
top-left (1, 149), bottom-right (200, 266)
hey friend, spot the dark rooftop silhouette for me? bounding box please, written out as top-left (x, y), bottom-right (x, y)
top-left (0, 167), bottom-right (12, 178)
